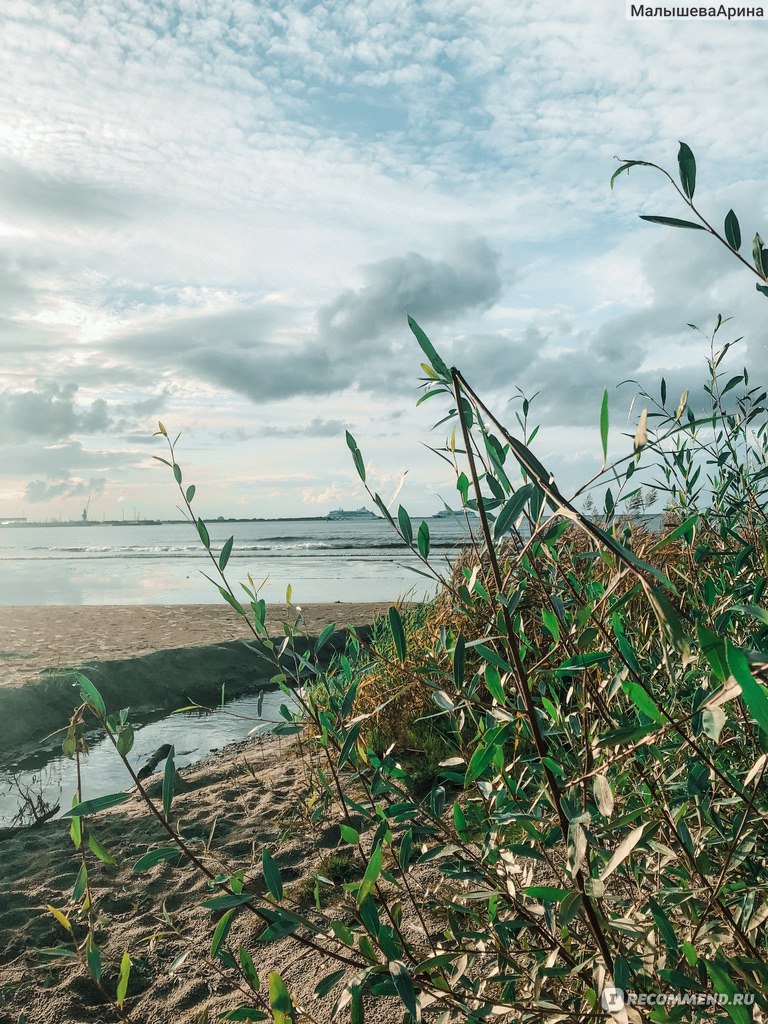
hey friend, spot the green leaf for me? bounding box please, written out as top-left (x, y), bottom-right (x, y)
top-left (201, 893), bottom-right (255, 910)
top-left (357, 843), bottom-right (383, 905)
top-left (474, 644), bottom-right (513, 673)
top-left (696, 623), bottom-right (729, 683)
top-left (219, 536), bottom-right (234, 571)
top-left (338, 722), bottom-right (361, 768)
top-left (117, 725), bottom-right (134, 757)
top-left (389, 961), bottom-right (418, 1019)
top-left (116, 950), bottom-right (131, 1007)
top-left (624, 682), bottom-right (665, 724)
top-left (397, 505), bottom-right (413, 545)
top-left (600, 388), bottom-right (609, 464)
top-left (453, 634), bottom-right (466, 689)
top-left (133, 847), bottom-right (180, 872)
top-left (314, 623), bottom-right (336, 655)
top-left (484, 664), bottom-right (505, 704)
top-left (728, 646), bottom-right (768, 736)
top-left (417, 520), bottom-right (430, 559)
top-left (223, 1010), bottom-right (268, 1022)
top-left (388, 606), bottom-right (407, 663)
top-left (408, 315), bottom-right (451, 380)
top-left (677, 141), bottom-right (696, 199)
top-left (186, 484), bottom-right (196, 503)
top-left (351, 447), bottom-right (366, 482)
top-left (639, 215), bottom-right (705, 231)
top-left (262, 849), bottom-right (284, 902)
top-left (452, 803), bottom-right (467, 833)
top-left (173, 463), bottom-right (182, 484)
top-left (704, 961), bottom-right (751, 1024)
top-left (197, 517), bottom-right (210, 549)
top-left (725, 209), bottom-right (741, 251)
top-left (339, 823), bottom-right (360, 845)
top-left (521, 886), bottom-right (570, 902)
top-left (314, 970), bottom-right (346, 998)
top-left (72, 862), bottom-right (88, 903)
top-left (87, 833), bottom-right (117, 865)
top-left (75, 673), bottom-right (106, 718)
top-left (238, 947), bottom-right (261, 992)
top-left (646, 586), bottom-right (691, 664)
top-left (493, 484), bottom-right (534, 539)
top-left (610, 159), bottom-right (649, 189)
top-left (648, 513), bottom-right (698, 552)
top-left (465, 739), bottom-right (497, 785)
top-left (36, 946), bottom-right (78, 959)
top-left (162, 745), bottom-right (175, 820)
top-left (62, 792), bottom-right (130, 817)
top-left (649, 897), bottom-right (679, 959)
top-left (211, 907), bottom-right (237, 959)
top-left (219, 587), bottom-right (246, 616)
top-left (730, 603), bottom-right (768, 627)
top-left (86, 934), bottom-right (102, 982)
top-left (754, 233), bottom-right (766, 277)
top-left (268, 971), bottom-right (294, 1024)
top-left (399, 829), bottom-right (413, 873)
top-left (542, 607), bottom-right (560, 643)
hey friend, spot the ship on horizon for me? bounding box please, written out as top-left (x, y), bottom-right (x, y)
top-left (326, 506), bottom-right (378, 521)
top-left (433, 507), bottom-right (478, 518)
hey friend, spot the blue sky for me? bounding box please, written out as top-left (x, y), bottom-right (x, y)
top-left (2, 0), bottom-right (768, 521)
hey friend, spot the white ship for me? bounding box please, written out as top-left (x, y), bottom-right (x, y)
top-left (326, 507), bottom-right (378, 521)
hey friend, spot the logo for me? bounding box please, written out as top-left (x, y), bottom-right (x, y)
top-left (601, 987), bottom-right (626, 1013)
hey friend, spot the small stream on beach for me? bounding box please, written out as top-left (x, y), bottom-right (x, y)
top-left (0, 688), bottom-right (299, 828)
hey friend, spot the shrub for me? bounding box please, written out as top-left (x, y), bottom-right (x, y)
top-left (40, 143), bottom-right (768, 1023)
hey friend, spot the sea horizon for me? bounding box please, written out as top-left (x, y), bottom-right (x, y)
top-left (0, 516), bottom-right (473, 606)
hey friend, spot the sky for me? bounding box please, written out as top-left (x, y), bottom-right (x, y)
top-left (2, 0), bottom-right (768, 522)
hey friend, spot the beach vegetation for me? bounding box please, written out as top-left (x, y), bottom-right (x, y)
top-left (35, 143), bottom-right (768, 1022)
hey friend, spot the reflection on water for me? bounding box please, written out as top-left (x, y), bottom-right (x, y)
top-left (0, 688), bottom-right (299, 828)
top-left (0, 519), bottom-right (470, 604)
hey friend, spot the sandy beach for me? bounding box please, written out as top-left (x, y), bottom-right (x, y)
top-left (0, 602), bottom-right (417, 1022)
top-left (0, 735), bottom-right (413, 1023)
top-left (0, 603), bottom-right (397, 690)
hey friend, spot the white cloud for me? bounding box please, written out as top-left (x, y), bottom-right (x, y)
top-left (2, 0), bottom-right (768, 518)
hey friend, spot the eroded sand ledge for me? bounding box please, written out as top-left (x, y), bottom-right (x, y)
top-left (0, 603), bottom-right (405, 751)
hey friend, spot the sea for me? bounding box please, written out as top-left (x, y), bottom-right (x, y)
top-left (0, 515), bottom-right (474, 605)
top-left (0, 515), bottom-right (476, 823)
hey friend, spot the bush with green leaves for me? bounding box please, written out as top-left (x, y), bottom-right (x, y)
top-left (43, 144), bottom-right (768, 1023)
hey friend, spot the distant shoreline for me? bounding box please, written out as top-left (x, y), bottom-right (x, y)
top-left (0, 516), bottom-right (331, 528)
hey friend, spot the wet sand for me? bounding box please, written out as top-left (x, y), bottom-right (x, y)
top-left (0, 603), bottom-right (397, 689)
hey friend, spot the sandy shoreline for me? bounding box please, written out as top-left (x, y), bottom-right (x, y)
top-left (0, 605), bottom-right (429, 1021)
top-left (0, 736), bottom-right (405, 1023)
top-left (0, 603), bottom-right (399, 690)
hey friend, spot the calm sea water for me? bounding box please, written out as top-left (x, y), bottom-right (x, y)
top-left (0, 516), bottom-right (473, 605)
top-left (0, 689), bottom-right (300, 827)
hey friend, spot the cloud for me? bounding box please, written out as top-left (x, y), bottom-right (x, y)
top-left (316, 238), bottom-right (503, 350)
top-left (25, 475), bottom-right (107, 504)
top-left (301, 482), bottom-right (360, 505)
top-left (0, 441), bottom-right (120, 476)
top-left (0, 159), bottom-right (144, 226)
top-left (103, 238), bottom-right (503, 404)
top-left (0, 382), bottom-right (112, 443)
top-left (259, 418), bottom-right (347, 438)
